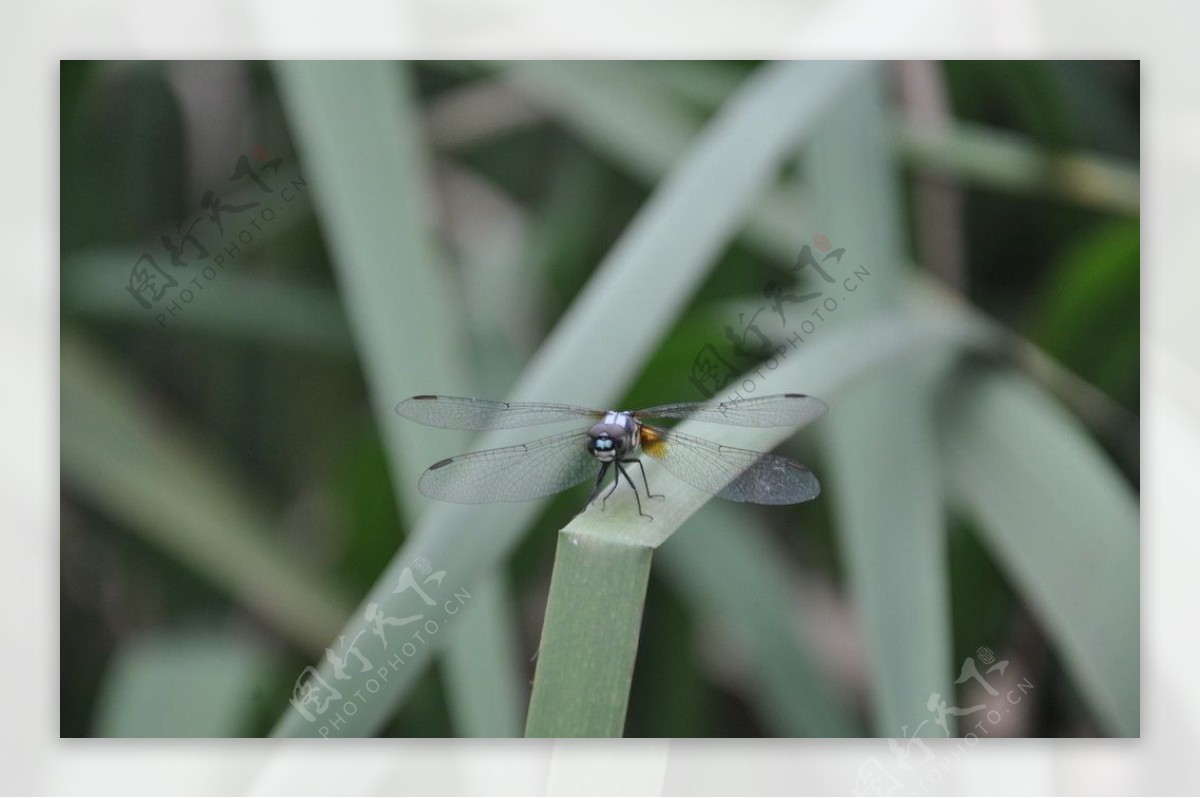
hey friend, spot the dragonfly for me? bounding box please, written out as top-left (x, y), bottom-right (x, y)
top-left (395, 393), bottom-right (828, 519)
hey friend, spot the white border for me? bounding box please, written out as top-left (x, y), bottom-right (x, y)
top-left (10, 1), bottom-right (1191, 794)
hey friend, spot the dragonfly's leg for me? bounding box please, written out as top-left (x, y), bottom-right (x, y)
top-left (585, 462), bottom-right (611, 507)
top-left (624, 458), bottom-right (664, 500)
top-left (616, 461), bottom-right (653, 520)
top-left (600, 466), bottom-right (622, 510)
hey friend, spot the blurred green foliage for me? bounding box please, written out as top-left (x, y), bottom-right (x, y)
top-left (60, 60), bottom-right (1138, 738)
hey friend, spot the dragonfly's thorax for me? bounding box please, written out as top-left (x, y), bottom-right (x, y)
top-left (586, 411), bottom-right (640, 463)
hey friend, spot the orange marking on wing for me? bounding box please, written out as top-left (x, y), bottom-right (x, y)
top-left (640, 425), bottom-right (669, 459)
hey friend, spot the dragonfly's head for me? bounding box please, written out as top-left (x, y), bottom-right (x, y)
top-left (586, 412), bottom-right (637, 463)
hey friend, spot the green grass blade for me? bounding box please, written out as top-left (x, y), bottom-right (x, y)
top-left (441, 575), bottom-right (524, 737)
top-left (645, 61), bottom-right (745, 108)
top-left (92, 630), bottom-right (280, 737)
top-left (503, 61), bottom-right (697, 186)
top-left (513, 60), bottom-right (859, 401)
top-left (502, 60), bottom-right (812, 263)
top-left (807, 68), bottom-right (955, 736)
top-left (821, 369), bottom-right (953, 736)
top-left (63, 251), bottom-right (353, 357)
top-left (525, 532), bottom-right (653, 737)
top-left (939, 369), bottom-right (1139, 735)
top-left (657, 504), bottom-right (858, 736)
top-left (61, 335), bottom-right (350, 652)
top-left (273, 61), bottom-right (527, 738)
top-left (271, 59), bottom-right (862, 737)
top-left (272, 61), bottom-right (472, 507)
top-left (897, 119), bottom-right (1140, 215)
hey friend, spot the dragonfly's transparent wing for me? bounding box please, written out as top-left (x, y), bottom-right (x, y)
top-left (634, 393), bottom-right (828, 428)
top-left (418, 428), bottom-right (597, 503)
top-left (397, 395), bottom-right (602, 430)
top-left (641, 425), bottom-right (820, 504)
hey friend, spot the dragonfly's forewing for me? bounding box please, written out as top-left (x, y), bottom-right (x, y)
top-left (418, 429), bottom-right (597, 503)
top-left (640, 424), bottom-right (820, 504)
top-left (634, 393), bottom-right (828, 428)
top-left (396, 395), bottom-right (602, 430)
